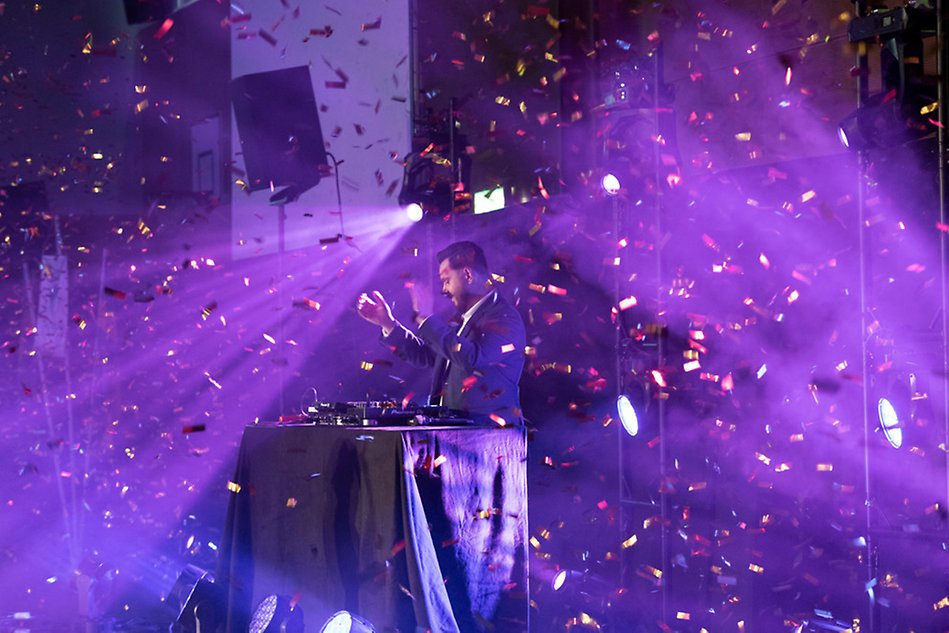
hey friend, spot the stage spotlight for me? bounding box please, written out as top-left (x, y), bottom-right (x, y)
top-left (836, 104), bottom-right (898, 151)
top-left (552, 569), bottom-right (586, 592)
top-left (616, 395), bottom-right (639, 437)
top-left (404, 203), bottom-right (424, 222)
top-left (249, 594), bottom-right (304, 633)
top-left (549, 568), bottom-right (615, 628)
top-left (320, 610), bottom-right (376, 633)
top-left (837, 91), bottom-right (938, 151)
top-left (600, 173), bottom-right (621, 196)
top-left (875, 367), bottom-right (925, 450)
top-left (836, 115), bottom-right (857, 150)
top-left (398, 142), bottom-right (472, 215)
top-left (878, 397), bottom-right (904, 449)
top-left (166, 565), bottom-right (225, 633)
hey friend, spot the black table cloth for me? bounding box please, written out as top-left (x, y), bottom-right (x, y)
top-left (217, 424), bottom-right (528, 633)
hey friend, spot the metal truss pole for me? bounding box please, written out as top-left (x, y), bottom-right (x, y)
top-left (853, 1), bottom-right (877, 630)
top-left (935, 0), bottom-right (949, 561)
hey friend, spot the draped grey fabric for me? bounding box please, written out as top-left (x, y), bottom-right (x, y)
top-left (217, 425), bottom-right (528, 633)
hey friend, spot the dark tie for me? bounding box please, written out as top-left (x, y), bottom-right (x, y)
top-left (429, 357), bottom-right (449, 406)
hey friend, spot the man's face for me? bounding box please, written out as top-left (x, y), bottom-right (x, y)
top-left (438, 259), bottom-right (469, 310)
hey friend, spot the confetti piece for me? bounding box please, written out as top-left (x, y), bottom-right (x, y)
top-left (153, 18), bottom-right (174, 40)
top-left (651, 370), bottom-right (667, 387)
top-left (361, 17), bottom-right (382, 31)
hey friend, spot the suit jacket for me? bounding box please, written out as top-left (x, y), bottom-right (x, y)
top-left (383, 291), bottom-right (526, 425)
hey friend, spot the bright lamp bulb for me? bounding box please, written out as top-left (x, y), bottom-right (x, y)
top-left (320, 611), bottom-right (375, 633)
top-left (601, 173), bottom-right (621, 196)
top-left (322, 612), bottom-right (352, 633)
top-left (405, 203), bottom-right (424, 222)
top-left (878, 397), bottom-right (903, 448)
top-left (249, 596), bottom-right (278, 633)
top-left (617, 395), bottom-right (639, 437)
top-left (552, 570), bottom-right (568, 591)
top-left (405, 202), bottom-right (425, 222)
top-left (837, 125), bottom-right (850, 149)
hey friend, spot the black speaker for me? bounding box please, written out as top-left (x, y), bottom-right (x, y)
top-left (123, 0), bottom-right (175, 24)
top-left (231, 66), bottom-right (328, 196)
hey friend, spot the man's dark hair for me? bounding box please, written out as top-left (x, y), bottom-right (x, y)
top-left (436, 241), bottom-right (489, 276)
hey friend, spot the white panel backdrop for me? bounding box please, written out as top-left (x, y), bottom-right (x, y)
top-left (229, 0), bottom-right (411, 258)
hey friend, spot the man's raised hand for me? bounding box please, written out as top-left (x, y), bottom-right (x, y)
top-left (356, 290), bottom-right (396, 330)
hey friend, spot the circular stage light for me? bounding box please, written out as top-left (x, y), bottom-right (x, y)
top-left (249, 595), bottom-right (278, 633)
top-left (600, 173), bottom-right (621, 196)
top-left (320, 610), bottom-right (375, 633)
top-left (617, 395), bottom-right (639, 437)
top-left (405, 203), bottom-right (424, 222)
top-left (877, 397), bottom-right (903, 449)
top-left (249, 594), bottom-right (304, 633)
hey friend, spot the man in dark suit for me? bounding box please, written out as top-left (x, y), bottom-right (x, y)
top-left (356, 241), bottom-right (526, 425)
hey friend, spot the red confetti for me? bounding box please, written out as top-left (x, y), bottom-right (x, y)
top-left (361, 17), bottom-right (382, 31)
top-left (153, 18), bottom-right (174, 40)
top-left (258, 29), bottom-right (277, 46)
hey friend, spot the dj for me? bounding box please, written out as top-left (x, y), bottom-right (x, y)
top-left (356, 241), bottom-right (526, 426)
